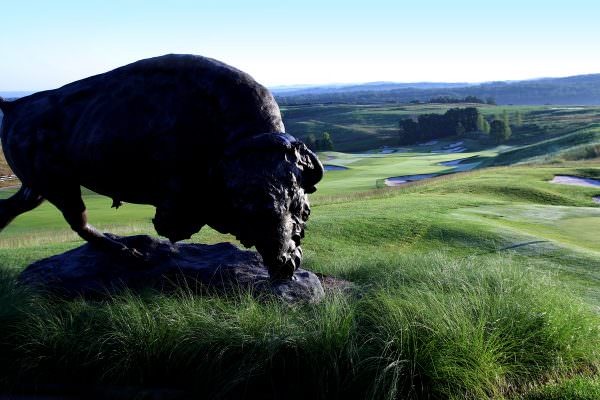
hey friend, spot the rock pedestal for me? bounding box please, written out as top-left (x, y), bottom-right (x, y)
top-left (18, 235), bottom-right (325, 303)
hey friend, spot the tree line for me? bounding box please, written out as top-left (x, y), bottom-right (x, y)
top-left (399, 107), bottom-right (479, 144)
top-left (305, 132), bottom-right (334, 151)
top-left (421, 96), bottom-right (495, 105)
top-left (399, 108), bottom-right (524, 145)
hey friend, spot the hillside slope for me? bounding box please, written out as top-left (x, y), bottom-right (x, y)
top-left (489, 126), bottom-right (600, 166)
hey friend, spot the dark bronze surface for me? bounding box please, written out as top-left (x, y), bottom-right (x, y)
top-left (0, 54), bottom-right (323, 279)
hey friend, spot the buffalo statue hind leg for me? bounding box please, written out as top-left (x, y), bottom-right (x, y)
top-left (0, 186), bottom-right (45, 230)
top-left (45, 185), bottom-right (144, 259)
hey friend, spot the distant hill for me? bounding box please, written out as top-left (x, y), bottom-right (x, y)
top-left (5, 74), bottom-right (600, 106)
top-left (271, 81), bottom-right (474, 96)
top-left (274, 74), bottom-right (600, 105)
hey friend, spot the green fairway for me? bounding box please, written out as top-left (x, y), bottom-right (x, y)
top-left (318, 147), bottom-right (494, 194)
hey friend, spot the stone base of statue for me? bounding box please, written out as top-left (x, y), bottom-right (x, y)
top-left (18, 235), bottom-right (325, 303)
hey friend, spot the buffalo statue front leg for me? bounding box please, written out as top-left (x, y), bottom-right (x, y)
top-left (256, 240), bottom-right (302, 280)
top-left (255, 210), bottom-right (307, 280)
top-left (212, 133), bottom-right (323, 280)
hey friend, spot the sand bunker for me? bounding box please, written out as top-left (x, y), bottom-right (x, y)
top-left (440, 158), bottom-right (468, 166)
top-left (550, 175), bottom-right (600, 188)
top-left (431, 147), bottom-right (466, 154)
top-left (384, 173), bottom-right (439, 186)
top-left (324, 165), bottom-right (349, 171)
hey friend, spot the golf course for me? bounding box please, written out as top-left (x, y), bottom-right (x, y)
top-left (0, 103), bottom-right (600, 399)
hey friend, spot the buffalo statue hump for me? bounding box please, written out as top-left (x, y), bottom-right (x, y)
top-left (0, 54), bottom-right (323, 280)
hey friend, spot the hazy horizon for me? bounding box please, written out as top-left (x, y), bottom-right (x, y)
top-left (269, 72), bottom-right (600, 89)
top-left (3, 71), bottom-right (600, 96)
top-left (1, 1), bottom-right (600, 90)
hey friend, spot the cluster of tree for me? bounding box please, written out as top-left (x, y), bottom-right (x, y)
top-left (399, 108), bottom-right (526, 145)
top-left (487, 110), bottom-right (524, 143)
top-left (476, 114), bottom-right (490, 133)
top-left (482, 109), bottom-right (528, 142)
top-left (489, 120), bottom-right (511, 143)
top-left (514, 110), bottom-right (524, 126)
top-left (427, 96), bottom-right (495, 104)
top-left (305, 132), bottom-right (334, 151)
top-left (398, 107), bottom-right (480, 144)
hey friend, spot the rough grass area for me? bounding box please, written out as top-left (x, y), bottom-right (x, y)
top-left (0, 254), bottom-right (598, 399)
top-left (523, 376), bottom-right (600, 400)
top-left (487, 126), bottom-right (600, 166)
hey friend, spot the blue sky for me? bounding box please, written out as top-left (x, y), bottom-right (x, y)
top-left (1, 0), bottom-right (599, 90)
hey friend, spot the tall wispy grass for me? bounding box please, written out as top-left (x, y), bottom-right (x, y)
top-left (0, 252), bottom-right (598, 399)
top-left (356, 254), bottom-right (600, 399)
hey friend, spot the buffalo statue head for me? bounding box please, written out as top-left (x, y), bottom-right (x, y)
top-left (209, 133), bottom-right (323, 280)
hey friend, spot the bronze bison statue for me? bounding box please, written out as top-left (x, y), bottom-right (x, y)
top-left (0, 54), bottom-right (323, 280)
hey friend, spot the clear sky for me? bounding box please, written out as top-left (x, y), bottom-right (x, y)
top-left (1, 0), bottom-right (599, 90)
